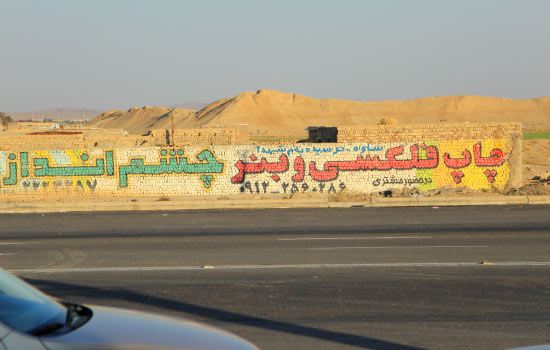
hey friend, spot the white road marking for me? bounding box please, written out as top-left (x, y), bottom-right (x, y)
top-left (279, 236), bottom-right (432, 241)
top-left (309, 245), bottom-right (489, 250)
top-left (7, 261), bottom-right (550, 274)
top-left (0, 242), bottom-right (22, 245)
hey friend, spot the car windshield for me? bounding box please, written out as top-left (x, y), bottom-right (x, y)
top-left (0, 269), bottom-right (67, 334)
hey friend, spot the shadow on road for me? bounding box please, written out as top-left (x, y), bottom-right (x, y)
top-left (26, 278), bottom-right (425, 350)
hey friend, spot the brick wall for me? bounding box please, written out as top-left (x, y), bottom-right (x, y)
top-left (201, 124), bottom-right (249, 144)
top-left (150, 128), bottom-right (235, 146)
top-left (336, 122), bottom-right (521, 143)
top-left (1, 138), bottom-right (519, 198)
top-left (0, 128), bottom-right (236, 151)
top-left (0, 135), bottom-right (87, 151)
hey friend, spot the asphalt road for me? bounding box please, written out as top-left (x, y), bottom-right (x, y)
top-left (1, 205), bottom-right (550, 350)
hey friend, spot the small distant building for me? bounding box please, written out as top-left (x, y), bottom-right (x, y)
top-left (306, 127), bottom-right (338, 143)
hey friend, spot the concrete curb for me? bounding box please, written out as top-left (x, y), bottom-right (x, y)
top-left (527, 195), bottom-right (550, 205)
top-left (0, 198), bottom-right (329, 214)
top-left (332, 195), bottom-right (550, 207)
top-left (1, 195), bottom-right (549, 213)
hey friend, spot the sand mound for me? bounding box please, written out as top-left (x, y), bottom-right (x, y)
top-left (93, 107), bottom-right (197, 135)
top-left (89, 90), bottom-right (550, 135)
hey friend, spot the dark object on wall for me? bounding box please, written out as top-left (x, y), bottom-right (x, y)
top-left (307, 127), bottom-right (338, 143)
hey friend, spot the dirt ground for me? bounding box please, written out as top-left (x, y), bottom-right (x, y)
top-left (516, 139), bottom-right (550, 195)
top-left (523, 139), bottom-right (550, 180)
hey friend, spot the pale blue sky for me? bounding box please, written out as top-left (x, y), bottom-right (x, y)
top-left (1, 0), bottom-right (549, 111)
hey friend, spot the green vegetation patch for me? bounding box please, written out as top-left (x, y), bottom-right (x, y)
top-left (523, 132), bottom-right (550, 140)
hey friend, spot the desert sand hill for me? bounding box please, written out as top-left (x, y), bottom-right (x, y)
top-left (90, 90), bottom-right (550, 135)
top-left (92, 106), bottom-right (198, 135)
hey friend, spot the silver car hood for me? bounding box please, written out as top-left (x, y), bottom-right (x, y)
top-left (41, 305), bottom-right (257, 350)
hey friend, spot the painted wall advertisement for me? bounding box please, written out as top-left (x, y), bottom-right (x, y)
top-left (0, 140), bottom-right (511, 197)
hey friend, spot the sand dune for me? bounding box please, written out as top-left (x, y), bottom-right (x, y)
top-left (92, 106), bottom-right (198, 135)
top-left (89, 90), bottom-right (550, 135)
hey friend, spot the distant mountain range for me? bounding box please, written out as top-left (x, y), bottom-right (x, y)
top-left (7, 108), bottom-right (106, 121)
top-left (6, 102), bottom-right (208, 121)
